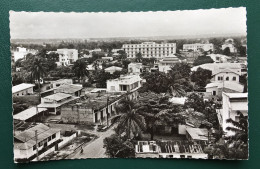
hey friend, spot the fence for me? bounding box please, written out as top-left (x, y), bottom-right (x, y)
top-left (58, 132), bottom-right (78, 149)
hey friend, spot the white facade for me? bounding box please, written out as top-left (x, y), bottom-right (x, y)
top-left (107, 74), bottom-right (142, 93)
top-left (128, 63), bottom-right (143, 74)
top-left (104, 66), bottom-right (123, 74)
top-left (183, 43), bottom-right (214, 52)
top-left (122, 42), bottom-right (176, 58)
top-left (207, 54), bottom-right (231, 63)
top-left (57, 49), bottom-right (78, 66)
top-left (222, 92), bottom-right (248, 136)
top-left (158, 54), bottom-right (180, 73)
top-left (13, 47), bottom-right (37, 62)
top-left (14, 124), bottom-right (61, 161)
top-left (222, 43), bottom-right (237, 53)
top-left (12, 83), bottom-right (35, 97)
top-left (212, 69), bottom-right (240, 83)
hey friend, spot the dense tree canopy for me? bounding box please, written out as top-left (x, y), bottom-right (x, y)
top-left (191, 67), bottom-right (212, 88)
top-left (193, 55), bottom-right (214, 66)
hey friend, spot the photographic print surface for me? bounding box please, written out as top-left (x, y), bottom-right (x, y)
top-left (10, 7), bottom-right (248, 162)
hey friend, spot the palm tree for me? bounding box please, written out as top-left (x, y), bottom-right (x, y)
top-left (112, 98), bottom-right (146, 140)
top-left (72, 59), bottom-right (89, 86)
top-left (30, 57), bottom-right (47, 101)
top-left (226, 111), bottom-right (248, 144)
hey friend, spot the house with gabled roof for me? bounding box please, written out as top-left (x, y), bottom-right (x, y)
top-left (212, 68), bottom-right (240, 83)
top-left (12, 83), bottom-right (35, 97)
top-left (13, 123), bottom-right (61, 162)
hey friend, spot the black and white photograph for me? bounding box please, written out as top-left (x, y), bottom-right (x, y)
top-left (10, 7), bottom-right (248, 162)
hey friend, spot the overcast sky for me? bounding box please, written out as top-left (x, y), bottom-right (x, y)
top-left (10, 7), bottom-right (246, 39)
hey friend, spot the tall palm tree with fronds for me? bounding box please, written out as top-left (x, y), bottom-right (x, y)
top-left (72, 59), bottom-right (89, 86)
top-left (112, 98), bottom-right (146, 140)
top-left (30, 57), bottom-right (47, 101)
top-left (226, 111), bottom-right (248, 144)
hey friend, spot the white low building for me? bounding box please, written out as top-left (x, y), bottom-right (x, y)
top-left (207, 54), bottom-right (231, 63)
top-left (128, 63), bottom-right (143, 74)
top-left (158, 54), bottom-right (181, 73)
top-left (12, 83), bottom-right (35, 97)
top-left (191, 63), bottom-right (247, 75)
top-left (222, 92), bottom-right (248, 136)
top-left (135, 141), bottom-right (208, 159)
top-left (13, 47), bottom-right (37, 62)
top-left (183, 43), bottom-right (214, 52)
top-left (105, 66), bottom-right (123, 74)
top-left (222, 43), bottom-right (237, 53)
top-left (206, 81), bottom-right (244, 97)
top-left (212, 68), bottom-right (240, 83)
top-left (37, 93), bottom-right (79, 115)
top-left (14, 123), bottom-right (60, 162)
top-left (107, 74), bottom-right (142, 93)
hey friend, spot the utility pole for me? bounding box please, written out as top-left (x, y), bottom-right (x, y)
top-left (106, 96), bottom-right (109, 127)
top-left (35, 130), bottom-right (39, 161)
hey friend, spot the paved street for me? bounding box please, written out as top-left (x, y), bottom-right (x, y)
top-left (71, 125), bottom-right (116, 159)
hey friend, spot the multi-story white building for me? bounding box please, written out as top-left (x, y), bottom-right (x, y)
top-left (183, 43), bottom-right (214, 52)
top-left (57, 49), bottom-right (78, 66)
top-left (122, 42), bottom-right (176, 58)
top-left (222, 92), bottom-right (248, 136)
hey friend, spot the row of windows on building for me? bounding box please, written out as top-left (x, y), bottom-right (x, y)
top-left (32, 133), bottom-right (57, 151)
top-left (124, 48), bottom-right (175, 51)
top-left (217, 76), bottom-right (237, 81)
top-left (123, 44), bottom-right (176, 48)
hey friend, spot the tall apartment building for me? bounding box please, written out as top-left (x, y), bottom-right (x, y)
top-left (122, 42), bottom-right (176, 58)
top-left (183, 43), bottom-right (214, 52)
top-left (57, 49), bottom-right (78, 66)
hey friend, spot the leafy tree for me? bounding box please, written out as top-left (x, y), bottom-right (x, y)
top-left (14, 58), bottom-right (23, 68)
top-left (223, 47), bottom-right (231, 56)
top-left (121, 59), bottom-right (131, 69)
top-left (184, 93), bottom-right (205, 113)
top-left (103, 134), bottom-right (135, 158)
top-left (72, 59), bottom-right (89, 86)
top-left (140, 71), bottom-right (169, 94)
top-left (193, 55), bottom-right (214, 66)
top-left (95, 70), bottom-right (113, 88)
top-left (238, 46), bottom-right (247, 57)
top-left (239, 74), bottom-right (247, 92)
top-left (137, 92), bottom-right (186, 140)
top-left (135, 52), bottom-right (143, 63)
top-left (112, 99), bottom-right (146, 139)
top-left (191, 67), bottom-right (212, 88)
top-left (209, 38), bottom-right (224, 54)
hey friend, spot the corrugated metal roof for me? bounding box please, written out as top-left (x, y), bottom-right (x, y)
top-left (14, 123), bottom-right (60, 149)
top-left (55, 84), bottom-right (82, 94)
top-left (13, 107), bottom-right (47, 121)
top-left (43, 93), bottom-right (71, 101)
top-left (186, 128), bottom-right (208, 141)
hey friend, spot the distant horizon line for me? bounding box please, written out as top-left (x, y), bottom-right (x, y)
top-left (11, 33), bottom-right (247, 40)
